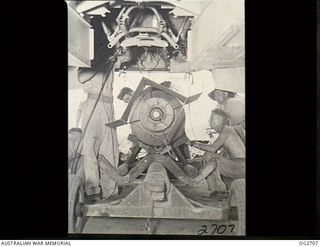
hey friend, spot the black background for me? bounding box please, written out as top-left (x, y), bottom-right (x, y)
top-left (1, 0), bottom-right (318, 239)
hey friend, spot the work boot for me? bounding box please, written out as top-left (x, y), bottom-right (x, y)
top-left (209, 191), bottom-right (229, 201)
top-left (100, 174), bottom-right (118, 200)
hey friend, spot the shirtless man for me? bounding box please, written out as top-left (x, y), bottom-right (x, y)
top-left (190, 109), bottom-right (245, 193)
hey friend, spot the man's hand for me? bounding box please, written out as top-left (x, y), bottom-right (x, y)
top-left (190, 141), bottom-right (201, 149)
top-left (187, 140), bottom-right (195, 146)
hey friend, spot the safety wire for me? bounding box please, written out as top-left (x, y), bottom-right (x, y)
top-left (149, 49), bottom-right (162, 71)
top-left (70, 50), bottom-right (121, 175)
top-left (137, 49), bottom-right (148, 73)
top-left (136, 58), bottom-right (143, 74)
top-left (137, 49), bottom-right (163, 73)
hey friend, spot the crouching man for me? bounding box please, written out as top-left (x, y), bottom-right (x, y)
top-left (190, 109), bottom-right (245, 194)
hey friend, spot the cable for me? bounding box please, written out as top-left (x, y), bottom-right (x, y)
top-left (77, 60), bottom-right (112, 85)
top-left (150, 49), bottom-right (162, 71)
top-left (77, 70), bottom-right (98, 85)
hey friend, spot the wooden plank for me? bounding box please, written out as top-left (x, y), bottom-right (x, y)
top-left (82, 217), bottom-right (236, 235)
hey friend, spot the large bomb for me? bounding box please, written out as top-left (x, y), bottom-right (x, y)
top-left (129, 88), bottom-right (186, 147)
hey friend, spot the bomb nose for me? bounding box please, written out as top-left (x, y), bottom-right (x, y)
top-left (150, 107), bottom-right (164, 121)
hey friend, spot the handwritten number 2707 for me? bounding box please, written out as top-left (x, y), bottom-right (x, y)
top-left (197, 224), bottom-right (235, 235)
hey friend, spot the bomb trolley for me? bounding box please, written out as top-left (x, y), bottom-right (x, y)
top-left (68, 78), bottom-right (245, 235)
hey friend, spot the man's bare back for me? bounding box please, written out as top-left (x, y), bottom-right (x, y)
top-left (221, 126), bottom-right (245, 159)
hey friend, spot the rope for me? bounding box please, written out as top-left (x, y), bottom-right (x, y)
top-left (136, 48), bottom-right (164, 73)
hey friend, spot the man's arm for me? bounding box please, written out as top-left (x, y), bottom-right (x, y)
top-left (192, 128), bottom-right (230, 153)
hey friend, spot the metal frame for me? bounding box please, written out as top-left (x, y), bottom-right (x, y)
top-left (81, 182), bottom-right (228, 220)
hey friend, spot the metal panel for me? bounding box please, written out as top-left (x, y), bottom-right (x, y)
top-left (75, 1), bottom-right (109, 14)
top-left (211, 66), bottom-right (245, 93)
top-left (111, 0), bottom-right (208, 16)
top-left (67, 5), bottom-right (94, 67)
top-left (189, 0), bottom-right (244, 71)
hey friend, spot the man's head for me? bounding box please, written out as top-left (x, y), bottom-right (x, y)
top-left (160, 81), bottom-right (172, 88)
top-left (209, 109), bottom-right (230, 133)
top-left (118, 87), bottom-right (134, 103)
top-left (208, 89), bottom-right (236, 104)
top-left (68, 128), bottom-right (82, 160)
